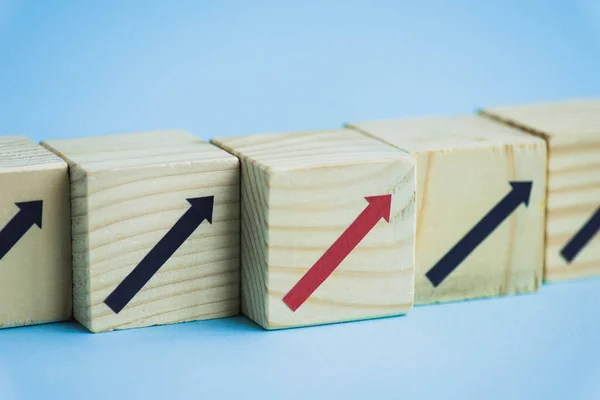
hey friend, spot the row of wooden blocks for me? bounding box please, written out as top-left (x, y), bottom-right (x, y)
top-left (0, 99), bottom-right (598, 333)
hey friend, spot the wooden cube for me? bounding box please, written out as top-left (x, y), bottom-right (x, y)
top-left (41, 131), bottom-right (240, 332)
top-left (0, 136), bottom-right (71, 328)
top-left (348, 115), bottom-right (547, 305)
top-left (211, 129), bottom-right (415, 329)
top-left (481, 99), bottom-right (600, 282)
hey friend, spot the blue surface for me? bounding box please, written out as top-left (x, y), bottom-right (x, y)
top-left (0, 1), bottom-right (599, 399)
top-left (1, 280), bottom-right (600, 399)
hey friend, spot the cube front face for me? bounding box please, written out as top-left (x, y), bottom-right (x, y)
top-left (43, 131), bottom-right (240, 332)
top-left (0, 137), bottom-right (71, 328)
top-left (351, 116), bottom-right (547, 304)
top-left (266, 161), bottom-right (415, 328)
top-left (212, 130), bottom-right (416, 329)
top-left (412, 144), bottom-right (546, 304)
top-left (481, 99), bottom-right (600, 282)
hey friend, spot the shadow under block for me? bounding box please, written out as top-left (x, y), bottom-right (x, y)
top-left (41, 131), bottom-right (240, 333)
top-left (211, 129), bottom-right (416, 329)
top-left (348, 115), bottom-right (547, 305)
top-left (481, 99), bottom-right (600, 282)
top-left (0, 136), bottom-right (71, 328)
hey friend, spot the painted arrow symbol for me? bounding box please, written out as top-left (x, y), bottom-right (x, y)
top-left (560, 206), bottom-right (600, 263)
top-left (283, 194), bottom-right (392, 312)
top-left (104, 196), bottom-right (214, 314)
top-left (0, 201), bottom-right (43, 262)
top-left (426, 181), bottom-right (533, 287)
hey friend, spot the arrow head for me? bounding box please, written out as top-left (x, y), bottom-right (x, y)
top-left (187, 196), bottom-right (215, 224)
top-left (365, 194), bottom-right (392, 222)
top-left (509, 181), bottom-right (533, 207)
top-left (15, 200), bottom-right (43, 228)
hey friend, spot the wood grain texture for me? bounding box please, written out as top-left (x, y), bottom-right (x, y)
top-left (42, 131), bottom-right (240, 333)
top-left (348, 115), bottom-right (547, 305)
top-left (0, 136), bottom-right (72, 328)
top-left (211, 129), bottom-right (415, 329)
top-left (481, 99), bottom-right (600, 282)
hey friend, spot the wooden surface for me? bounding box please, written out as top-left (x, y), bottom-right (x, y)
top-left (0, 136), bottom-right (71, 328)
top-left (349, 115), bottom-right (547, 305)
top-left (42, 131), bottom-right (240, 332)
top-left (211, 129), bottom-right (416, 329)
top-left (481, 99), bottom-right (600, 282)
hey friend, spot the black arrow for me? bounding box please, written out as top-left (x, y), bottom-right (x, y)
top-left (104, 196), bottom-right (214, 314)
top-left (0, 201), bottom-right (43, 262)
top-left (426, 181), bottom-right (532, 287)
top-left (560, 207), bottom-right (600, 263)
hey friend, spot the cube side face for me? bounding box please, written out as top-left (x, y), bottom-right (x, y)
top-left (75, 159), bottom-right (241, 332)
top-left (238, 160), bottom-right (270, 328)
top-left (545, 137), bottom-right (600, 281)
top-left (265, 158), bottom-right (416, 329)
top-left (414, 143), bottom-right (546, 304)
top-left (0, 166), bottom-right (72, 328)
top-left (71, 166), bottom-right (93, 329)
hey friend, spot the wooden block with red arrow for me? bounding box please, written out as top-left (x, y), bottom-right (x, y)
top-left (0, 136), bottom-right (72, 329)
top-left (42, 131), bottom-right (241, 333)
top-left (481, 98), bottom-right (600, 282)
top-left (348, 115), bottom-right (547, 305)
top-left (212, 129), bottom-right (416, 329)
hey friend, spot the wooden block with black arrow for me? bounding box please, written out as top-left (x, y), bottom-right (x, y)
top-left (42, 131), bottom-right (240, 333)
top-left (0, 136), bottom-right (71, 329)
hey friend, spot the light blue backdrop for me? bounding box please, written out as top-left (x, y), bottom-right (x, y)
top-left (0, 1), bottom-right (599, 399)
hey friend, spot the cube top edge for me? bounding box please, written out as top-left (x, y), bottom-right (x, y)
top-left (480, 98), bottom-right (600, 144)
top-left (40, 129), bottom-right (238, 173)
top-left (210, 128), bottom-right (412, 173)
top-left (0, 134), bottom-right (67, 172)
top-left (347, 114), bottom-right (545, 154)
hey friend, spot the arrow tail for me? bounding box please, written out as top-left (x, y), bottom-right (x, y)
top-left (0, 214), bottom-right (35, 261)
top-left (560, 207), bottom-right (600, 263)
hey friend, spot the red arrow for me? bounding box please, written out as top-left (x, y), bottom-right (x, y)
top-left (282, 194), bottom-right (392, 312)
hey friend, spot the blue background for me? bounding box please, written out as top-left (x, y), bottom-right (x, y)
top-left (0, 1), bottom-right (599, 399)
